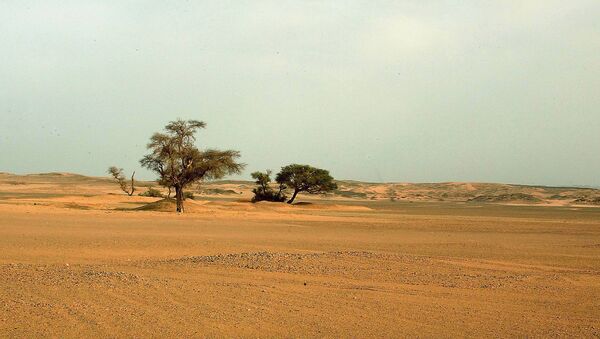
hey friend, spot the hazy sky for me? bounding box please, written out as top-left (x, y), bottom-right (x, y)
top-left (1, 1), bottom-right (599, 185)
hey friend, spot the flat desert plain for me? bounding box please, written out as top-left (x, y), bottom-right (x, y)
top-left (1, 173), bottom-right (600, 337)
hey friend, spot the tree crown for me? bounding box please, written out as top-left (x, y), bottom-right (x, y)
top-left (140, 119), bottom-right (244, 189)
top-left (251, 170), bottom-right (272, 189)
top-left (275, 164), bottom-right (337, 194)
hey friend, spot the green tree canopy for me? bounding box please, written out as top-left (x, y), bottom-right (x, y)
top-left (275, 164), bottom-right (337, 204)
top-left (140, 119), bottom-right (245, 212)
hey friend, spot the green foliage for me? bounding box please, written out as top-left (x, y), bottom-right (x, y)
top-left (140, 119), bottom-right (245, 212)
top-left (183, 191), bottom-right (195, 200)
top-left (275, 164), bottom-right (337, 204)
top-left (139, 187), bottom-right (164, 198)
top-left (250, 170), bottom-right (286, 203)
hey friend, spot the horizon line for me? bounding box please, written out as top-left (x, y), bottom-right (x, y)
top-left (2, 170), bottom-right (599, 190)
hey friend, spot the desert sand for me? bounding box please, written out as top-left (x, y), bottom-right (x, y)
top-left (1, 173), bottom-right (600, 337)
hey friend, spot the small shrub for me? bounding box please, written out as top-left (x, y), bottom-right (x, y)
top-left (107, 166), bottom-right (136, 196)
top-left (334, 190), bottom-right (368, 199)
top-left (183, 191), bottom-right (195, 200)
top-left (251, 170), bottom-right (287, 203)
top-left (252, 189), bottom-right (287, 203)
top-left (139, 187), bottom-right (164, 198)
top-left (200, 188), bottom-right (239, 195)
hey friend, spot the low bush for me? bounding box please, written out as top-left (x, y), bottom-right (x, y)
top-left (139, 187), bottom-right (164, 198)
top-left (250, 170), bottom-right (287, 203)
top-left (252, 189), bottom-right (287, 203)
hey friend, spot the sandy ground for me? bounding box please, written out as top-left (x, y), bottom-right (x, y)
top-left (1, 176), bottom-right (600, 337)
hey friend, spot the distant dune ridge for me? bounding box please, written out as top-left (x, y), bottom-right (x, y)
top-left (1, 172), bottom-right (599, 207)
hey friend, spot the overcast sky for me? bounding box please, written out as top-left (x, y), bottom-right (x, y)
top-left (1, 1), bottom-right (599, 185)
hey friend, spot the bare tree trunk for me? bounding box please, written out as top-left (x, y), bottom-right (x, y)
top-left (277, 184), bottom-right (286, 201)
top-left (287, 189), bottom-right (300, 204)
top-left (128, 171), bottom-right (136, 196)
top-left (167, 186), bottom-right (172, 198)
top-left (175, 185), bottom-right (184, 213)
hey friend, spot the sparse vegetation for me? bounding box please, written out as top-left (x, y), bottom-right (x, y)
top-left (468, 193), bottom-right (543, 203)
top-left (63, 202), bottom-right (91, 210)
top-left (334, 190), bottom-right (368, 199)
top-left (4, 181), bottom-right (27, 185)
top-left (199, 188), bottom-right (239, 195)
top-left (275, 164), bottom-right (337, 204)
top-left (140, 119), bottom-right (245, 212)
top-left (251, 170), bottom-right (287, 203)
top-left (572, 196), bottom-right (600, 205)
top-left (139, 187), bottom-right (164, 198)
top-left (107, 166), bottom-right (135, 196)
top-left (387, 187), bottom-right (397, 202)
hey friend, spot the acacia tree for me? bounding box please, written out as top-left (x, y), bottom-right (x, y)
top-left (140, 119), bottom-right (245, 212)
top-left (275, 164), bottom-right (337, 204)
top-left (107, 166), bottom-right (135, 196)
